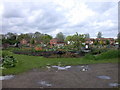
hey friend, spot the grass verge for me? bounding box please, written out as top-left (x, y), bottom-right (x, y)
top-left (2, 53), bottom-right (119, 75)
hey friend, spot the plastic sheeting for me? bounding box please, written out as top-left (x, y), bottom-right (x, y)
top-left (52, 66), bottom-right (71, 70)
top-left (109, 83), bottom-right (120, 87)
top-left (0, 75), bottom-right (14, 80)
top-left (38, 80), bottom-right (52, 87)
top-left (97, 76), bottom-right (111, 80)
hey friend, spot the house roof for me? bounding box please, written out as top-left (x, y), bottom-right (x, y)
top-left (85, 38), bottom-right (95, 41)
top-left (96, 38), bottom-right (114, 40)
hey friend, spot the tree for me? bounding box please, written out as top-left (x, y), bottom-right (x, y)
top-left (34, 32), bottom-right (42, 39)
top-left (27, 33), bottom-right (34, 38)
top-left (56, 32), bottom-right (65, 41)
top-left (30, 38), bottom-right (35, 45)
top-left (3, 32), bottom-right (18, 45)
top-left (85, 33), bottom-right (90, 38)
top-left (97, 32), bottom-right (102, 38)
top-left (106, 40), bottom-right (110, 45)
top-left (41, 34), bottom-right (53, 44)
top-left (94, 40), bottom-right (99, 45)
top-left (65, 32), bottom-right (85, 50)
top-left (17, 34), bottom-right (31, 41)
top-left (72, 32), bottom-right (85, 50)
top-left (99, 40), bottom-right (104, 45)
top-left (65, 35), bottom-right (73, 44)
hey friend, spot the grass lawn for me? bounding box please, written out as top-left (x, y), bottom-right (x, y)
top-left (2, 53), bottom-right (119, 75)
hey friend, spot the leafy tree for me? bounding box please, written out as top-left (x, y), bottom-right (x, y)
top-left (67, 32), bottom-right (85, 50)
top-left (106, 40), bottom-right (110, 45)
top-left (2, 32), bottom-right (18, 45)
top-left (94, 40), bottom-right (99, 45)
top-left (41, 34), bottom-right (53, 44)
top-left (34, 32), bottom-right (42, 39)
top-left (99, 40), bottom-right (104, 45)
top-left (56, 32), bottom-right (65, 41)
top-left (73, 33), bottom-right (85, 49)
top-left (17, 34), bottom-right (31, 41)
top-left (97, 32), bottom-right (102, 38)
top-left (6, 32), bottom-right (17, 39)
top-left (27, 33), bottom-right (34, 38)
top-left (30, 38), bottom-right (35, 45)
top-left (65, 35), bottom-right (73, 44)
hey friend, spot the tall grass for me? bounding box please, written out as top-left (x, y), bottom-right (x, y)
top-left (84, 49), bottom-right (119, 60)
top-left (96, 49), bottom-right (120, 60)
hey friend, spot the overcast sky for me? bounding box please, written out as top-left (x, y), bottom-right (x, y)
top-left (0, 0), bottom-right (119, 38)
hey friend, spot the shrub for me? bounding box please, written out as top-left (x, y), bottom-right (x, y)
top-left (2, 51), bottom-right (12, 58)
top-left (90, 47), bottom-right (109, 55)
top-left (2, 56), bottom-right (17, 68)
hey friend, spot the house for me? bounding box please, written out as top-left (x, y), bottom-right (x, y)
top-left (20, 39), bottom-right (29, 45)
top-left (50, 38), bottom-right (65, 47)
top-left (20, 38), bottom-right (45, 47)
top-left (96, 38), bottom-right (115, 45)
top-left (85, 38), bottom-right (94, 45)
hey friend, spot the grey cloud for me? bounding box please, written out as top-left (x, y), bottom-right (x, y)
top-left (2, 1), bottom-right (118, 38)
top-left (2, 2), bottom-right (67, 34)
top-left (3, 3), bottom-right (24, 18)
top-left (86, 2), bottom-right (116, 13)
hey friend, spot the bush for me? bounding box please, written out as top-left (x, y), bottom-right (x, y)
top-left (96, 50), bottom-right (120, 60)
top-left (2, 51), bottom-right (12, 58)
top-left (2, 56), bottom-right (17, 68)
top-left (90, 47), bottom-right (109, 55)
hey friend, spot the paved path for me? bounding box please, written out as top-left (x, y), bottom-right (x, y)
top-left (2, 63), bottom-right (119, 88)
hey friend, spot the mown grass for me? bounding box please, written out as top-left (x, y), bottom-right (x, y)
top-left (2, 52), bottom-right (119, 75)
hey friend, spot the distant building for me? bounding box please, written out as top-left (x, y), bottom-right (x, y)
top-left (20, 39), bottom-right (29, 45)
top-left (50, 38), bottom-right (65, 47)
top-left (96, 38), bottom-right (115, 44)
top-left (85, 38), bottom-right (94, 45)
top-left (84, 38), bottom-right (115, 45)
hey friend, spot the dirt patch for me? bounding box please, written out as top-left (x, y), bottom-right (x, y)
top-left (2, 63), bottom-right (119, 88)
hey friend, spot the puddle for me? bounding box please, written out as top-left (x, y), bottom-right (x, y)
top-left (97, 76), bottom-right (111, 80)
top-left (0, 75), bottom-right (14, 80)
top-left (38, 80), bottom-right (52, 87)
top-left (52, 66), bottom-right (71, 70)
top-left (109, 83), bottom-right (120, 87)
